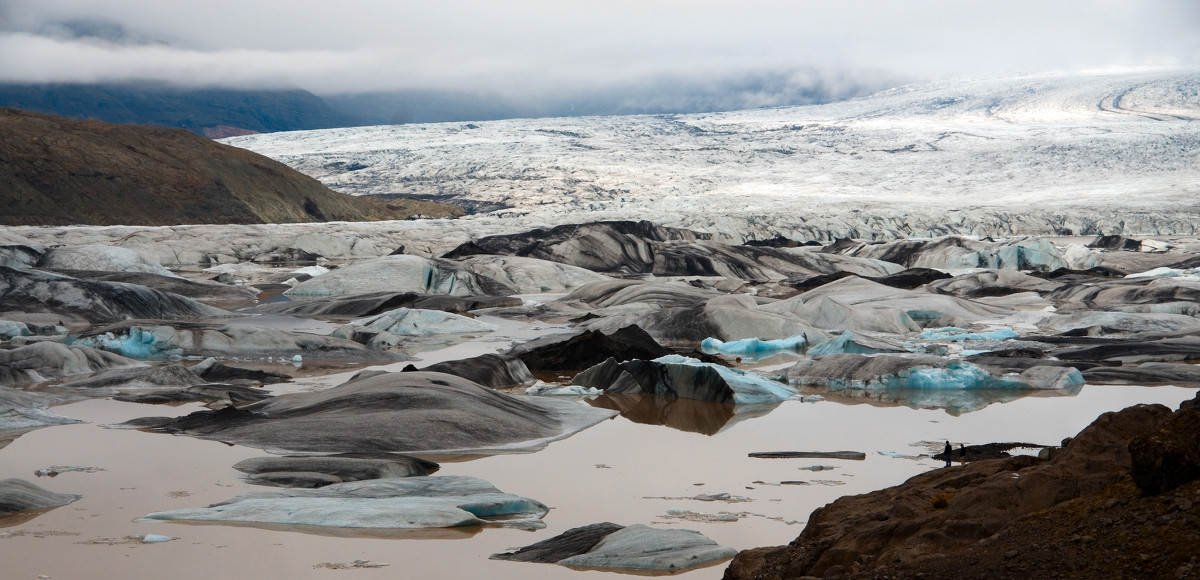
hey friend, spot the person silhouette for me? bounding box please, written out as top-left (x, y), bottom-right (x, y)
top-left (943, 441), bottom-right (952, 467)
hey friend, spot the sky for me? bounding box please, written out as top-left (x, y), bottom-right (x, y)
top-left (1, 0), bottom-right (1199, 101)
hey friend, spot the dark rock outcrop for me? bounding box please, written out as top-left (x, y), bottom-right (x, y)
top-left (1129, 402), bottom-right (1200, 494)
top-left (724, 396), bottom-right (1200, 580)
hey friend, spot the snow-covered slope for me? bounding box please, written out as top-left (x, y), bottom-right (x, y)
top-left (223, 68), bottom-right (1200, 241)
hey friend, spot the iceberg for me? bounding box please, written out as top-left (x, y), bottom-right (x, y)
top-left (700, 334), bottom-right (807, 356)
top-left (787, 354), bottom-right (1083, 391)
top-left (653, 354), bottom-right (798, 404)
top-left (344, 307), bottom-right (498, 336)
top-left (806, 331), bottom-right (908, 355)
top-left (572, 355), bottom-right (797, 405)
top-left (142, 475), bottom-right (549, 531)
top-left (1125, 266), bottom-right (1200, 280)
top-left (556, 524), bottom-right (737, 571)
top-left (918, 327), bottom-right (1020, 342)
top-left (75, 326), bottom-right (182, 359)
top-left (525, 384), bottom-right (603, 396)
top-left (0, 320), bottom-right (31, 339)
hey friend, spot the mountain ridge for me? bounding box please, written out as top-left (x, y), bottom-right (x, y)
top-left (0, 107), bottom-right (459, 226)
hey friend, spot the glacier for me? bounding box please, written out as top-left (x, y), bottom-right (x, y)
top-left (5, 68), bottom-right (1200, 263)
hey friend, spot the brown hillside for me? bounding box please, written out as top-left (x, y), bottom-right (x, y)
top-left (0, 107), bottom-right (460, 226)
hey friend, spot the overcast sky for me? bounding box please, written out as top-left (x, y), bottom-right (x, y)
top-left (2, 0), bottom-right (1198, 97)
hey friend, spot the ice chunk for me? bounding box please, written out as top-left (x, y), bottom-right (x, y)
top-left (38, 244), bottom-right (179, 278)
top-left (556, 524), bottom-right (737, 571)
top-left (74, 327), bottom-right (182, 359)
top-left (292, 265), bottom-right (330, 277)
top-left (906, 361), bottom-right (1029, 390)
top-left (525, 384), bottom-right (603, 396)
top-left (345, 307), bottom-right (498, 336)
top-left (652, 354), bottom-right (797, 404)
top-left (0, 320), bottom-right (31, 340)
top-left (918, 327), bottom-right (1019, 342)
top-left (700, 334), bottom-right (806, 356)
top-left (806, 331), bottom-right (907, 355)
top-left (1125, 267), bottom-right (1200, 280)
top-left (142, 476), bottom-right (548, 531)
top-left (787, 354), bottom-right (1079, 392)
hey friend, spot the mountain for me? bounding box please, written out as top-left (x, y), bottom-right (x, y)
top-left (0, 83), bottom-right (354, 138)
top-left (0, 107), bottom-right (459, 226)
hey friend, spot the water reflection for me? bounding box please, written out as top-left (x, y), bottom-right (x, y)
top-left (808, 383), bottom-right (1086, 416)
top-left (586, 394), bottom-right (781, 435)
top-left (161, 518), bottom-right (484, 540)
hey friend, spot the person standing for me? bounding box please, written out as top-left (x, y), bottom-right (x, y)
top-left (943, 441), bottom-right (952, 467)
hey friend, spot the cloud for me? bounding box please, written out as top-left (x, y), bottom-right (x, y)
top-left (1, 0), bottom-right (1198, 96)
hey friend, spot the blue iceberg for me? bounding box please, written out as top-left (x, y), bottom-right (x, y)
top-left (918, 327), bottom-right (1019, 342)
top-left (700, 335), bottom-right (807, 359)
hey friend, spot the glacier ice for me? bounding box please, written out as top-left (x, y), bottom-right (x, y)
top-left (653, 354), bottom-right (798, 404)
top-left (700, 334), bottom-right (807, 356)
top-left (806, 331), bottom-right (908, 355)
top-left (0, 320), bottom-right (31, 339)
top-left (556, 524), bottom-right (737, 571)
top-left (918, 327), bottom-right (1020, 342)
top-left (787, 354), bottom-right (1083, 392)
top-left (525, 384), bottom-right (603, 396)
top-left (1126, 267), bottom-right (1200, 280)
top-left (141, 475), bottom-right (549, 531)
top-left (75, 326), bottom-right (182, 359)
top-left (342, 307), bottom-right (498, 337)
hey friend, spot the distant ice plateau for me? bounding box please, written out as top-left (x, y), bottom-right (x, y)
top-left (222, 68), bottom-right (1200, 241)
top-left (7, 68), bottom-right (1200, 262)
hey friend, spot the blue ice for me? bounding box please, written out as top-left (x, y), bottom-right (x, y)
top-left (72, 327), bottom-right (180, 359)
top-left (700, 334), bottom-right (806, 356)
top-left (919, 327), bottom-right (1019, 342)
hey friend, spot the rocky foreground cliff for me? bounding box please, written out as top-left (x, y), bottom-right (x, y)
top-left (725, 392), bottom-right (1200, 580)
top-left (0, 107), bottom-right (459, 226)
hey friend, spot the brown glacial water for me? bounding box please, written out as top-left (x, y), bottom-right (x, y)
top-left (1, 316), bottom-right (1195, 579)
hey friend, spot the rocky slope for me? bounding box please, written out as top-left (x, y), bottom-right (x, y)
top-left (0, 107), bottom-right (459, 226)
top-left (724, 393), bottom-right (1200, 580)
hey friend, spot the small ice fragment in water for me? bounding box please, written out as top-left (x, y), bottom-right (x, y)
top-left (141, 534), bottom-right (174, 543)
top-left (291, 354), bottom-right (303, 363)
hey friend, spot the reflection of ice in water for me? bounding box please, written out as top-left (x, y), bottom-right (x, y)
top-left (587, 393), bottom-right (782, 436)
top-left (808, 383), bottom-right (1086, 416)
